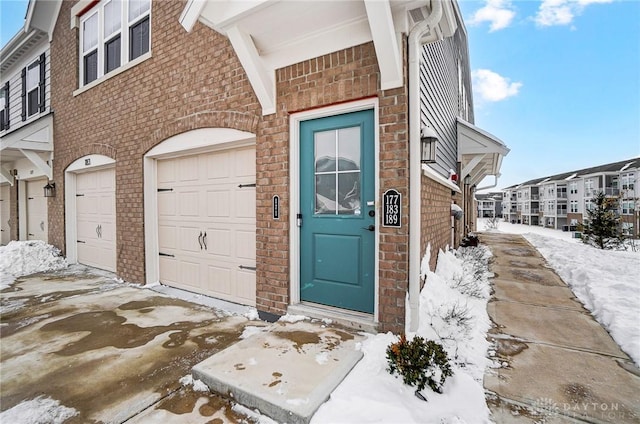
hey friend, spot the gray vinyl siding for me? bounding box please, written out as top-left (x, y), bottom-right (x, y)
top-left (419, 23), bottom-right (473, 177)
top-left (0, 47), bottom-right (51, 136)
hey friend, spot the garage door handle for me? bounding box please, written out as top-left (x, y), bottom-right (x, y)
top-left (198, 231), bottom-right (203, 250)
top-left (77, 240), bottom-right (86, 243)
top-left (239, 265), bottom-right (256, 271)
top-left (203, 232), bottom-right (207, 250)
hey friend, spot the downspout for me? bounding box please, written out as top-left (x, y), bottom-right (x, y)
top-left (477, 174), bottom-right (500, 191)
top-left (408, 0), bottom-right (442, 333)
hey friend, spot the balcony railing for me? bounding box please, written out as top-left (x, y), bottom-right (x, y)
top-left (531, 195), bottom-right (539, 200)
top-left (557, 193), bottom-right (567, 199)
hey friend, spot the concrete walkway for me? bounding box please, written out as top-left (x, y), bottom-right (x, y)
top-left (480, 233), bottom-right (640, 423)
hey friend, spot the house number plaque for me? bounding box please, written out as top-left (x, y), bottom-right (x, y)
top-left (382, 189), bottom-right (401, 228)
top-left (273, 195), bottom-right (280, 220)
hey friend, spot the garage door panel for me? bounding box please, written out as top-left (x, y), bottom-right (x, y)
top-left (26, 179), bottom-right (48, 242)
top-left (99, 169), bottom-right (115, 189)
top-left (77, 219), bottom-right (99, 240)
top-left (1, 185), bottom-right (10, 245)
top-left (159, 225), bottom-right (177, 250)
top-left (158, 192), bottom-right (176, 216)
top-left (179, 191), bottom-right (200, 216)
top-left (234, 148), bottom-right (255, 177)
top-left (75, 167), bottom-right (116, 272)
top-left (159, 257), bottom-right (178, 283)
top-left (77, 195), bottom-right (98, 215)
top-left (235, 189), bottom-right (256, 219)
top-left (206, 152), bottom-right (230, 180)
top-left (236, 230), bottom-right (256, 261)
top-left (98, 193), bottom-right (115, 216)
top-left (206, 190), bottom-right (230, 217)
top-left (179, 226), bottom-right (203, 253)
top-left (204, 228), bottom-right (231, 256)
top-left (157, 147), bottom-right (256, 306)
top-left (237, 271), bottom-right (256, 302)
top-left (100, 222), bottom-right (115, 243)
top-left (179, 156), bottom-right (199, 182)
top-left (78, 244), bottom-right (99, 266)
top-left (180, 260), bottom-right (201, 288)
top-left (206, 265), bottom-right (232, 295)
top-left (77, 172), bottom-right (96, 191)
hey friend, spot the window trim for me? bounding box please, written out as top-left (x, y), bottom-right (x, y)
top-left (21, 53), bottom-right (45, 121)
top-left (0, 81), bottom-right (9, 131)
top-left (78, 0), bottom-right (151, 88)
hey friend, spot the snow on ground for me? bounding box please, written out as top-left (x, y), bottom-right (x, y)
top-left (479, 218), bottom-right (640, 367)
top-left (0, 240), bottom-right (67, 289)
top-left (313, 245), bottom-right (493, 424)
top-left (0, 396), bottom-right (78, 424)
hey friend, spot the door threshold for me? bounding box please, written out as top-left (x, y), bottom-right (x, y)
top-left (288, 302), bottom-right (377, 333)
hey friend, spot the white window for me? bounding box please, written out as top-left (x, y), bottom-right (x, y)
top-left (21, 54), bottom-right (45, 119)
top-left (570, 200), bottom-right (578, 213)
top-left (26, 61), bottom-right (41, 116)
top-left (622, 222), bottom-right (634, 236)
top-left (621, 173), bottom-right (635, 191)
top-left (569, 182), bottom-right (577, 194)
top-left (584, 178), bottom-right (594, 196)
top-left (585, 199), bottom-right (594, 212)
top-left (547, 201), bottom-right (555, 213)
top-left (0, 82), bottom-right (7, 131)
top-left (622, 200), bottom-right (635, 215)
top-left (80, 0), bottom-right (150, 86)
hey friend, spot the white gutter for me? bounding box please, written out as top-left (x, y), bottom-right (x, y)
top-left (477, 174), bottom-right (500, 191)
top-left (408, 0), bottom-right (442, 332)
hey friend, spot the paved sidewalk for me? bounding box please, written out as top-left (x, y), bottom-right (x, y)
top-left (480, 233), bottom-right (640, 423)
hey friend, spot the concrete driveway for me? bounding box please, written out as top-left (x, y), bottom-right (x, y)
top-left (0, 266), bottom-right (266, 423)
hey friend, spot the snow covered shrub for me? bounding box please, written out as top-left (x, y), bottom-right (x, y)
top-left (484, 217), bottom-right (500, 230)
top-left (386, 334), bottom-right (452, 396)
top-left (442, 301), bottom-right (473, 334)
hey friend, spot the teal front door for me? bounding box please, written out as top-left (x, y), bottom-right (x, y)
top-left (300, 109), bottom-right (375, 313)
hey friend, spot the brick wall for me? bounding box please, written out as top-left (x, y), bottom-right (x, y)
top-left (260, 41), bottom-right (410, 333)
top-left (50, 0), bottom-right (412, 333)
top-left (420, 176), bottom-right (455, 275)
top-left (49, 0), bottom-right (262, 284)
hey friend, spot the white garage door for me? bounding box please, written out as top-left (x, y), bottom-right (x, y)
top-left (25, 178), bottom-right (48, 242)
top-left (76, 168), bottom-right (116, 272)
top-left (0, 184), bottom-right (10, 245)
top-left (157, 146), bottom-right (256, 306)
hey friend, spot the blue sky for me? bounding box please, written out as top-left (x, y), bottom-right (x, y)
top-left (2, 0), bottom-right (639, 190)
top-left (458, 0), bottom-right (640, 189)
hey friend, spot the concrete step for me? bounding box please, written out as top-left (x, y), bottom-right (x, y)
top-left (193, 320), bottom-right (364, 424)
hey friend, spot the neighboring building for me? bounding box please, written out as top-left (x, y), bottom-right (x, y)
top-left (502, 158), bottom-right (639, 237)
top-left (0, 1), bottom-right (60, 245)
top-left (2, 0), bottom-right (508, 333)
top-left (476, 192), bottom-right (503, 218)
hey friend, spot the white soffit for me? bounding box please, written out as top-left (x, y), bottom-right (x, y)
top-left (457, 117), bottom-right (509, 182)
top-left (181, 0), bottom-right (428, 114)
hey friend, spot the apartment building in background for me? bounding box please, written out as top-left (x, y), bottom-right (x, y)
top-left (502, 158), bottom-right (639, 237)
top-left (476, 192), bottom-right (502, 218)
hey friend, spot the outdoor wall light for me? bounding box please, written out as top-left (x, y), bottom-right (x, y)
top-left (420, 125), bottom-right (438, 164)
top-left (464, 175), bottom-right (471, 185)
top-left (43, 181), bottom-right (56, 198)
